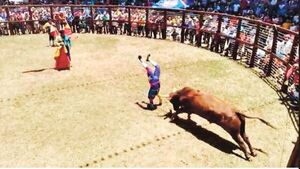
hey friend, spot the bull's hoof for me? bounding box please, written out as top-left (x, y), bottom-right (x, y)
top-left (170, 115), bottom-right (179, 121)
top-left (245, 156), bottom-right (252, 161)
top-left (251, 152), bottom-right (257, 157)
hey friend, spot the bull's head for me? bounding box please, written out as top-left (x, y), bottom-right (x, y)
top-left (168, 92), bottom-right (180, 111)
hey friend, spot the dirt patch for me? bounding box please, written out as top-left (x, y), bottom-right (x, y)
top-left (0, 34), bottom-right (297, 167)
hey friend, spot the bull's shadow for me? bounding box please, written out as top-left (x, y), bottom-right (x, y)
top-left (162, 112), bottom-right (245, 160)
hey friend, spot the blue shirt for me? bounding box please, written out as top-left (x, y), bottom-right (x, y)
top-left (62, 36), bottom-right (71, 48)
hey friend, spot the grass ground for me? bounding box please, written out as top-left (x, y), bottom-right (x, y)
top-left (0, 34), bottom-right (298, 167)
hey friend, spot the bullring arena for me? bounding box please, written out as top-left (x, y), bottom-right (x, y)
top-left (0, 4), bottom-right (299, 168)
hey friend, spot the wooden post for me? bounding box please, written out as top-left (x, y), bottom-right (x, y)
top-left (180, 11), bottom-right (185, 43)
top-left (232, 18), bottom-right (241, 60)
top-left (70, 6), bottom-right (75, 33)
top-left (90, 6), bottom-right (94, 33)
top-left (288, 35), bottom-right (299, 64)
top-left (108, 6), bottom-right (112, 34)
top-left (145, 8), bottom-right (149, 37)
top-left (28, 6), bottom-right (33, 20)
top-left (28, 6), bottom-right (34, 34)
top-left (128, 7), bottom-right (131, 36)
top-left (266, 25), bottom-right (278, 77)
top-left (214, 14), bottom-right (222, 52)
top-left (50, 6), bottom-right (54, 19)
top-left (5, 7), bottom-right (13, 35)
top-left (162, 10), bottom-right (167, 39)
top-left (196, 13), bottom-right (203, 47)
top-left (70, 6), bottom-right (74, 17)
top-left (249, 22), bottom-right (260, 68)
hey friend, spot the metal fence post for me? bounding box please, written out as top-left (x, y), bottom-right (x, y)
top-left (249, 22), bottom-right (260, 67)
top-left (232, 18), bottom-right (241, 60)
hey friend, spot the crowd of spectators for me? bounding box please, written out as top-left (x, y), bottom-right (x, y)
top-left (0, 0), bottom-right (298, 32)
top-left (0, 0), bottom-right (298, 101)
top-left (188, 0), bottom-right (299, 32)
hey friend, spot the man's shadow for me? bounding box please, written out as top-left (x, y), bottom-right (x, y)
top-left (135, 101), bottom-right (162, 111)
top-left (22, 67), bottom-right (54, 73)
top-left (161, 111), bottom-right (250, 160)
top-left (22, 66), bottom-right (72, 73)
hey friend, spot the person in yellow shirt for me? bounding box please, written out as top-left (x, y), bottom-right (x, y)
top-left (282, 19), bottom-right (292, 30)
top-left (43, 20), bottom-right (59, 46)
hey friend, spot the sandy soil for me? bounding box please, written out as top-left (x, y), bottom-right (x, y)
top-left (0, 34), bottom-right (298, 167)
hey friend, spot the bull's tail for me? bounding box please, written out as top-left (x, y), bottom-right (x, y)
top-left (236, 112), bottom-right (277, 129)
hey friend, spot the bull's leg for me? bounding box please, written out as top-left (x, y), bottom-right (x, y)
top-left (171, 108), bottom-right (184, 120)
top-left (237, 112), bottom-right (257, 157)
top-left (242, 133), bottom-right (257, 157)
top-left (232, 134), bottom-right (251, 161)
top-left (171, 111), bottom-right (179, 120)
top-left (187, 112), bottom-right (191, 120)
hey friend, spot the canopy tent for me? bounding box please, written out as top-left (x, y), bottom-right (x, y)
top-left (152, 0), bottom-right (189, 9)
top-left (9, 0), bottom-right (29, 4)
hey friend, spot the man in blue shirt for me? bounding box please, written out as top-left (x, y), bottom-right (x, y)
top-left (59, 30), bottom-right (72, 60)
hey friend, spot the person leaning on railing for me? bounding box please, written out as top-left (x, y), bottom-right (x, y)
top-left (286, 58), bottom-right (299, 103)
top-left (94, 12), bottom-right (103, 34)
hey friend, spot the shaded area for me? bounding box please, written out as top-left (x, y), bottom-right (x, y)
top-left (252, 70), bottom-right (300, 133)
top-left (287, 137), bottom-right (300, 167)
top-left (161, 111), bottom-right (246, 160)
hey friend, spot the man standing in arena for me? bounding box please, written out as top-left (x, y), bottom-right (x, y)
top-left (53, 30), bottom-right (71, 70)
top-left (43, 19), bottom-right (59, 47)
top-left (137, 54), bottom-right (162, 110)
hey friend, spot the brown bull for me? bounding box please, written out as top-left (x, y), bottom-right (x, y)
top-left (168, 87), bottom-right (275, 160)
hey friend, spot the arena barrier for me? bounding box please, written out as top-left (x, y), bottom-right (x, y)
top-left (0, 5), bottom-right (299, 100)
